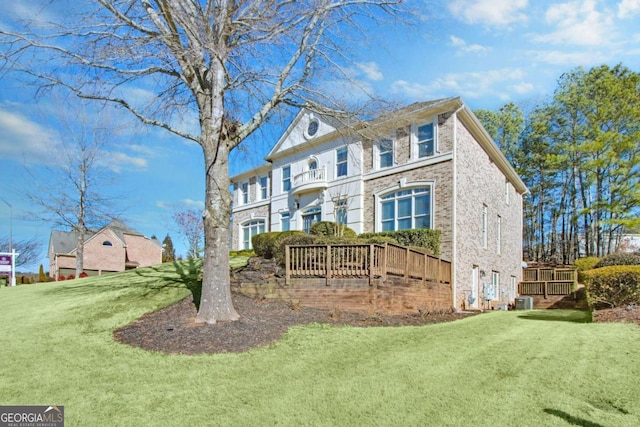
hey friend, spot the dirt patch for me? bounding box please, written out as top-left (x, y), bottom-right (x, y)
top-left (592, 305), bottom-right (640, 327)
top-left (114, 294), bottom-right (476, 354)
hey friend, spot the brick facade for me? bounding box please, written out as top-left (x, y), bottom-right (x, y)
top-left (230, 98), bottom-right (527, 310)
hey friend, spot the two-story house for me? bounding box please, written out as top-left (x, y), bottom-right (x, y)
top-left (48, 219), bottom-right (163, 279)
top-left (231, 97), bottom-right (528, 310)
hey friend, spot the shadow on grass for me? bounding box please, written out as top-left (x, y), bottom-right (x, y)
top-left (518, 310), bottom-right (592, 323)
top-left (42, 260), bottom-right (202, 307)
top-left (544, 409), bottom-right (604, 427)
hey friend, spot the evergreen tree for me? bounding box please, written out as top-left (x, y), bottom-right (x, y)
top-left (162, 234), bottom-right (176, 263)
top-left (38, 264), bottom-right (46, 283)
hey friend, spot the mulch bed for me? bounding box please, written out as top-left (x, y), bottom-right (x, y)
top-left (592, 305), bottom-right (640, 327)
top-left (114, 294), bottom-right (476, 354)
top-left (114, 292), bottom-right (640, 355)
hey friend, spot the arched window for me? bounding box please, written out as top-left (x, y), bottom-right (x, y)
top-left (379, 187), bottom-right (432, 231)
top-left (241, 219), bottom-right (265, 250)
top-left (309, 159), bottom-right (318, 170)
top-left (102, 241), bottom-right (113, 246)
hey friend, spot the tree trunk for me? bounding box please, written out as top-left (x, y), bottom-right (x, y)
top-left (195, 141), bottom-right (240, 324)
top-left (75, 228), bottom-right (84, 277)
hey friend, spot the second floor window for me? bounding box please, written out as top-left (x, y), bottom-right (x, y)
top-left (259, 176), bottom-right (269, 200)
top-left (282, 166), bottom-right (291, 192)
top-left (336, 147), bottom-right (348, 177)
top-left (481, 205), bottom-right (488, 249)
top-left (241, 182), bottom-right (249, 204)
top-left (418, 123), bottom-right (434, 158)
top-left (378, 138), bottom-right (393, 168)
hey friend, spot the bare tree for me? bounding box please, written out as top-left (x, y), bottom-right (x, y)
top-left (25, 100), bottom-right (120, 276)
top-left (0, 235), bottom-right (42, 268)
top-left (1, 0), bottom-right (406, 323)
top-left (173, 209), bottom-right (204, 259)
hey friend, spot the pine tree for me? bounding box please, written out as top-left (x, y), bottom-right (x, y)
top-left (162, 234), bottom-right (176, 263)
top-left (38, 264), bottom-right (46, 283)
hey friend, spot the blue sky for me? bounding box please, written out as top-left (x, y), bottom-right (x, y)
top-left (1, 0), bottom-right (640, 271)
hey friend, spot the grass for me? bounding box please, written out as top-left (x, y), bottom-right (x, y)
top-left (1, 261), bottom-right (639, 426)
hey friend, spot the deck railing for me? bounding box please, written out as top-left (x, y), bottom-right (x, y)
top-left (285, 243), bottom-right (451, 286)
top-left (519, 268), bottom-right (577, 297)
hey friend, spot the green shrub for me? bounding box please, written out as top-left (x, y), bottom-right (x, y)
top-left (309, 221), bottom-right (357, 238)
top-left (229, 249), bottom-right (256, 257)
top-left (358, 229), bottom-right (441, 256)
top-left (594, 253), bottom-right (640, 268)
top-left (274, 234), bottom-right (321, 265)
top-left (574, 256), bottom-right (601, 283)
top-left (251, 231), bottom-right (305, 259)
top-left (361, 235), bottom-right (399, 245)
top-left (583, 265), bottom-right (640, 308)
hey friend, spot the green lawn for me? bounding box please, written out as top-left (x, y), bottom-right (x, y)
top-left (1, 261), bottom-right (639, 426)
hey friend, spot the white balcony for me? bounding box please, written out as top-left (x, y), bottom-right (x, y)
top-left (292, 167), bottom-right (328, 195)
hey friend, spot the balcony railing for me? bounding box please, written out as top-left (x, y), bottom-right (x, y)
top-left (292, 168), bottom-right (327, 194)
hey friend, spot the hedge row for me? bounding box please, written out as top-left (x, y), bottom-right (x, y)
top-left (309, 221), bottom-right (356, 238)
top-left (251, 231), bottom-right (306, 259)
top-left (582, 266), bottom-right (640, 308)
top-left (358, 229), bottom-right (441, 256)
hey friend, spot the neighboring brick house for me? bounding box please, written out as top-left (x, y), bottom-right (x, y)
top-left (48, 219), bottom-right (163, 279)
top-left (230, 97), bottom-right (528, 310)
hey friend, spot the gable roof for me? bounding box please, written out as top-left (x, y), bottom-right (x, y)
top-left (49, 220), bottom-right (159, 256)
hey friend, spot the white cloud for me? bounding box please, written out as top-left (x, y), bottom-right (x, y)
top-left (391, 68), bottom-right (527, 101)
top-left (181, 199), bottom-right (205, 209)
top-left (533, 0), bottom-right (614, 46)
top-left (0, 107), bottom-right (56, 164)
top-left (103, 151), bottom-right (148, 172)
top-left (618, 0), bottom-right (640, 18)
top-left (356, 62), bottom-right (384, 81)
top-left (526, 49), bottom-right (608, 65)
top-left (511, 82), bottom-right (535, 94)
top-left (449, 35), bottom-right (489, 54)
top-left (448, 0), bottom-right (528, 27)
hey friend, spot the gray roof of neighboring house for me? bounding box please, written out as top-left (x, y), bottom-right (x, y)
top-left (49, 220), bottom-right (158, 255)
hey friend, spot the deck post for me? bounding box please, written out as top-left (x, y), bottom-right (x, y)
top-left (436, 257), bottom-right (441, 285)
top-left (326, 244), bottom-right (331, 286)
top-left (369, 244), bottom-right (374, 286)
top-left (285, 245), bottom-right (291, 286)
top-left (381, 244), bottom-right (388, 281)
top-left (422, 252), bottom-right (427, 286)
top-left (404, 247), bottom-right (409, 285)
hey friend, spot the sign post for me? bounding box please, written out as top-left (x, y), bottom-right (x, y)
top-left (0, 250), bottom-right (17, 286)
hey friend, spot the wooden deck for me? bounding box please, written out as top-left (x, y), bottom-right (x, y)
top-left (519, 268), bottom-right (578, 299)
top-left (232, 244), bottom-right (454, 315)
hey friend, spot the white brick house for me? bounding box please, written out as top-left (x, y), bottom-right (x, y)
top-left (231, 97), bottom-right (528, 310)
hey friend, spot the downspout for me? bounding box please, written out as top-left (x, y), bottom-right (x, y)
top-left (452, 105), bottom-right (464, 311)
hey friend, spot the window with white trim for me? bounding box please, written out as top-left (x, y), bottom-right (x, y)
top-left (380, 187), bottom-right (431, 231)
top-left (336, 147), bottom-right (348, 177)
top-left (378, 138), bottom-right (394, 169)
top-left (418, 122), bottom-right (435, 158)
top-left (259, 176), bottom-right (269, 200)
top-left (496, 215), bottom-right (502, 255)
top-left (505, 180), bottom-right (510, 205)
top-left (241, 219), bottom-right (265, 250)
top-left (241, 182), bottom-right (249, 205)
top-left (335, 199), bottom-right (348, 225)
top-left (302, 207), bottom-right (321, 233)
top-left (281, 212), bottom-right (290, 231)
top-left (481, 205), bottom-right (488, 249)
top-left (282, 166), bottom-right (291, 192)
